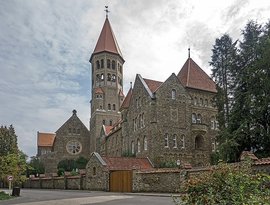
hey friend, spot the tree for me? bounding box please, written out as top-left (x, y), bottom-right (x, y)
top-left (27, 156), bottom-right (45, 176)
top-left (210, 34), bottom-right (238, 129)
top-left (211, 20), bottom-right (270, 161)
top-left (0, 125), bottom-right (27, 184)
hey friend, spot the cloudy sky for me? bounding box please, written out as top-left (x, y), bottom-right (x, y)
top-left (1, 0), bottom-right (270, 158)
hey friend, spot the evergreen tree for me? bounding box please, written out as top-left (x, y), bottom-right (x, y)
top-left (0, 125), bottom-right (18, 156)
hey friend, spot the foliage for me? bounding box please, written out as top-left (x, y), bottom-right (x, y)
top-left (57, 168), bottom-right (65, 176)
top-left (174, 162), bottom-right (270, 205)
top-left (210, 20), bottom-right (270, 162)
top-left (0, 125), bottom-right (28, 184)
top-left (57, 156), bottom-right (88, 172)
top-left (27, 156), bottom-right (45, 176)
top-left (0, 125), bottom-right (18, 156)
top-left (0, 191), bottom-right (12, 200)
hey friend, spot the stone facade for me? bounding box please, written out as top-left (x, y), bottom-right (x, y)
top-left (40, 110), bottom-right (90, 173)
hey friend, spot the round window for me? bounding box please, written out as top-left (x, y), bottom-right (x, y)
top-left (66, 140), bottom-right (82, 155)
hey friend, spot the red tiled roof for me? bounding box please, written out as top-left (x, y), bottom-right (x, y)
top-left (91, 18), bottom-right (123, 60)
top-left (254, 158), bottom-right (270, 165)
top-left (120, 88), bottom-right (132, 110)
top-left (240, 151), bottom-right (258, 161)
top-left (104, 125), bottom-right (113, 136)
top-left (37, 132), bottom-right (55, 147)
top-left (95, 87), bottom-right (104, 94)
top-left (102, 157), bottom-right (154, 171)
top-left (143, 78), bottom-right (163, 93)
top-left (119, 89), bottom-right (125, 97)
top-left (177, 58), bottom-right (217, 93)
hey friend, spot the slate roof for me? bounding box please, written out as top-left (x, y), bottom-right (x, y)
top-left (91, 17), bottom-right (123, 61)
top-left (95, 87), bottom-right (104, 94)
top-left (103, 125), bottom-right (113, 136)
top-left (37, 132), bottom-right (56, 147)
top-left (254, 158), bottom-right (270, 165)
top-left (177, 58), bottom-right (217, 93)
top-left (102, 156), bottom-right (154, 171)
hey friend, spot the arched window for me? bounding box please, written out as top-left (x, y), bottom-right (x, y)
top-left (137, 139), bottom-right (141, 153)
top-left (134, 117), bottom-right (137, 131)
top-left (101, 59), bottom-right (104, 68)
top-left (142, 113), bottom-right (145, 127)
top-left (180, 135), bottom-right (185, 148)
top-left (192, 113), bottom-right (197, 123)
top-left (113, 104), bottom-right (116, 111)
top-left (172, 89), bottom-right (176, 100)
top-left (197, 114), bottom-right (202, 124)
top-left (200, 98), bottom-right (203, 106)
top-left (205, 99), bottom-right (208, 107)
top-left (194, 97), bottom-right (198, 105)
top-left (96, 74), bottom-right (100, 82)
top-left (108, 104), bottom-right (111, 110)
top-left (164, 133), bottom-right (169, 147)
top-left (107, 59), bottom-right (111, 68)
top-left (138, 114), bottom-right (141, 128)
top-left (131, 141), bottom-right (135, 154)
top-left (143, 136), bottom-right (147, 151)
top-left (96, 60), bottom-right (100, 69)
top-left (195, 135), bottom-right (204, 149)
top-left (112, 74), bottom-right (116, 82)
top-left (107, 73), bottom-right (111, 81)
top-left (112, 60), bottom-right (116, 70)
top-left (101, 73), bottom-right (104, 81)
top-left (93, 167), bottom-right (96, 176)
top-left (173, 134), bottom-right (177, 148)
top-left (120, 65), bottom-right (122, 73)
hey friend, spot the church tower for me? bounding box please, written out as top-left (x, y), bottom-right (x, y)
top-left (89, 13), bottom-right (125, 153)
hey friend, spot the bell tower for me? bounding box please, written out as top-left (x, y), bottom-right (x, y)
top-left (89, 11), bottom-right (125, 153)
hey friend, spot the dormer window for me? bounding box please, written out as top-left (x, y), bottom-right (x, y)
top-left (172, 89), bottom-right (176, 100)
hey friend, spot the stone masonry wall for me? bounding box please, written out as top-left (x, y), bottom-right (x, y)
top-left (133, 169), bottom-right (182, 193)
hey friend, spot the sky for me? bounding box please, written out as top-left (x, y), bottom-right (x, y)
top-left (1, 0), bottom-right (270, 158)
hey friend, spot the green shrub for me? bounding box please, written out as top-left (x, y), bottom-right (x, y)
top-left (57, 168), bottom-right (65, 176)
top-left (173, 162), bottom-right (270, 205)
top-left (0, 191), bottom-right (11, 200)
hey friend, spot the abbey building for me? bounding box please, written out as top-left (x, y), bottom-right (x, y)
top-left (38, 15), bottom-right (218, 173)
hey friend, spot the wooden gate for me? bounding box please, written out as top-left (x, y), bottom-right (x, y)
top-left (109, 170), bottom-right (132, 192)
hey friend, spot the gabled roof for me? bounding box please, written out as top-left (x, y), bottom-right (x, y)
top-left (240, 151), bottom-right (258, 161)
top-left (91, 18), bottom-right (123, 61)
top-left (177, 58), bottom-right (217, 93)
top-left (56, 110), bottom-right (89, 134)
top-left (102, 156), bottom-right (154, 171)
top-left (119, 89), bottom-right (125, 97)
top-left (143, 78), bottom-right (163, 93)
top-left (120, 87), bottom-right (132, 110)
top-left (37, 132), bottom-right (56, 147)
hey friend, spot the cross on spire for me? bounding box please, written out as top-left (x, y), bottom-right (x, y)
top-left (105, 6), bottom-right (110, 18)
top-left (188, 47), bottom-right (191, 58)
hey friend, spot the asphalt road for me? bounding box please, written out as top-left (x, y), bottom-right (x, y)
top-left (0, 189), bottom-right (177, 205)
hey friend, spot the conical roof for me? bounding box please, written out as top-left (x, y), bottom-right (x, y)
top-left (90, 17), bottom-right (123, 61)
top-left (177, 58), bottom-right (217, 93)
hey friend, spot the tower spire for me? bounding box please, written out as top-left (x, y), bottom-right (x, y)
top-left (105, 6), bottom-right (109, 18)
top-left (188, 47), bottom-right (190, 58)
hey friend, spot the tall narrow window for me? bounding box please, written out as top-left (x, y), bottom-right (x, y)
top-left (107, 73), bottom-right (111, 81)
top-left (108, 104), bottom-right (111, 110)
top-left (96, 60), bottom-right (100, 69)
top-left (197, 114), bottom-right (202, 124)
top-left (131, 141), bottom-right (135, 154)
top-left (93, 167), bottom-right (96, 176)
top-left (173, 134), bottom-right (177, 148)
top-left (138, 114), bottom-right (141, 128)
top-left (143, 136), bottom-right (147, 151)
top-left (164, 133), bottom-right (169, 148)
top-left (101, 73), bottom-right (104, 81)
top-left (112, 74), bottom-right (116, 82)
top-left (113, 104), bottom-right (116, 111)
top-left (192, 113), bottom-right (197, 123)
top-left (109, 120), bottom-right (112, 126)
top-left (134, 117), bottom-right (137, 131)
top-left (180, 135), bottom-right (185, 148)
top-left (137, 139), bottom-right (141, 153)
top-left (200, 98), bottom-right (203, 106)
top-left (112, 60), bottom-right (116, 70)
top-left (195, 135), bottom-right (204, 149)
top-left (142, 113), bottom-right (145, 127)
top-left (101, 59), bottom-right (104, 68)
top-left (172, 89), bottom-right (176, 100)
top-left (205, 99), bottom-right (208, 107)
top-left (107, 59), bottom-right (111, 68)
top-left (194, 97), bottom-right (198, 105)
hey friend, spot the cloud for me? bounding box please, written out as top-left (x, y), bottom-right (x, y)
top-left (0, 0), bottom-right (269, 157)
